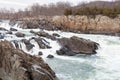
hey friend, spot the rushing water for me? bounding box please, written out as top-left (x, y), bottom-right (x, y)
top-left (0, 20), bottom-right (120, 80)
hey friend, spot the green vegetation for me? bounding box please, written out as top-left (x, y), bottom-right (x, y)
top-left (64, 8), bottom-right (72, 16)
top-left (64, 7), bottom-right (120, 18)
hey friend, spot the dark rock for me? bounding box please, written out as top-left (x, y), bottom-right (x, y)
top-left (20, 19), bottom-right (59, 31)
top-left (0, 27), bottom-right (8, 31)
top-left (10, 28), bottom-right (18, 31)
top-left (36, 31), bottom-right (56, 40)
top-left (38, 51), bottom-right (43, 55)
top-left (34, 37), bottom-right (51, 49)
top-left (37, 31), bottom-right (49, 37)
top-left (15, 32), bottom-right (25, 37)
top-left (52, 33), bottom-right (60, 37)
top-left (47, 54), bottom-right (54, 58)
top-left (57, 36), bottom-right (99, 56)
top-left (30, 30), bottom-right (36, 34)
top-left (56, 46), bottom-right (76, 56)
top-left (22, 39), bottom-right (34, 51)
top-left (12, 40), bottom-right (19, 48)
top-left (6, 31), bottom-right (13, 34)
top-left (0, 33), bottom-right (4, 39)
top-left (0, 40), bottom-right (58, 80)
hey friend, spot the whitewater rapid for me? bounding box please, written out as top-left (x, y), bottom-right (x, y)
top-left (0, 20), bottom-right (120, 80)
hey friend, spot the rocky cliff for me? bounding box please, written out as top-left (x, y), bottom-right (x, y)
top-left (15, 15), bottom-right (120, 35)
top-left (52, 15), bottom-right (120, 34)
top-left (0, 40), bottom-right (58, 80)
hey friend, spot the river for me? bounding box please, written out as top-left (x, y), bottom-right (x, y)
top-left (0, 20), bottom-right (120, 80)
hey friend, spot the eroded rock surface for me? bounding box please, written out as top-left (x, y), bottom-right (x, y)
top-left (57, 36), bottom-right (99, 56)
top-left (0, 40), bottom-right (58, 80)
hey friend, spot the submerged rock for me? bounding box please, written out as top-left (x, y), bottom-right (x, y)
top-left (52, 33), bottom-right (60, 37)
top-left (57, 36), bottom-right (99, 56)
top-left (0, 40), bottom-right (59, 80)
top-left (47, 54), bottom-right (54, 58)
top-left (10, 28), bottom-right (18, 31)
top-left (6, 31), bottom-right (13, 34)
top-left (38, 51), bottom-right (43, 56)
top-left (15, 32), bottom-right (25, 37)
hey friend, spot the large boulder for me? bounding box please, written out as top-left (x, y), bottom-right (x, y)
top-left (57, 36), bottom-right (99, 56)
top-left (0, 40), bottom-right (59, 80)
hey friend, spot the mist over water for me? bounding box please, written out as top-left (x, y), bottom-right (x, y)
top-left (0, 20), bottom-right (120, 80)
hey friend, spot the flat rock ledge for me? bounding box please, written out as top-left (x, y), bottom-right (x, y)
top-left (0, 40), bottom-right (59, 80)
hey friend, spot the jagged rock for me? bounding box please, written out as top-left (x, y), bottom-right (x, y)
top-left (52, 15), bottom-right (120, 35)
top-left (52, 33), bottom-right (60, 37)
top-left (36, 31), bottom-right (56, 40)
top-left (47, 54), bottom-right (54, 58)
top-left (10, 28), bottom-right (18, 31)
top-left (38, 51), bottom-right (43, 56)
top-left (57, 36), bottom-right (99, 56)
top-left (0, 40), bottom-right (59, 80)
top-left (30, 30), bottom-right (56, 40)
top-left (22, 39), bottom-right (34, 51)
top-left (15, 32), bottom-right (25, 37)
top-left (34, 37), bottom-right (51, 49)
top-left (19, 18), bottom-right (59, 30)
top-left (12, 40), bottom-right (20, 48)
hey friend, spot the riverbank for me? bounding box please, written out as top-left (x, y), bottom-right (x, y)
top-left (14, 15), bottom-right (120, 36)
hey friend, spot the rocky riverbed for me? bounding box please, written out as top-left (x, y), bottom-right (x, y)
top-left (0, 20), bottom-right (120, 80)
top-left (0, 20), bottom-right (99, 80)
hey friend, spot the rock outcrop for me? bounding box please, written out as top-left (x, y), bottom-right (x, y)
top-left (0, 40), bottom-right (58, 80)
top-left (52, 15), bottom-right (120, 34)
top-left (18, 15), bottom-right (120, 35)
top-left (30, 30), bottom-right (56, 40)
top-left (19, 18), bottom-right (60, 30)
top-left (57, 36), bottom-right (99, 56)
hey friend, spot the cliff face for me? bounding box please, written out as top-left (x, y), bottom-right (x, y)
top-left (52, 15), bottom-right (120, 34)
top-left (0, 40), bottom-right (58, 80)
top-left (17, 15), bottom-right (120, 35)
